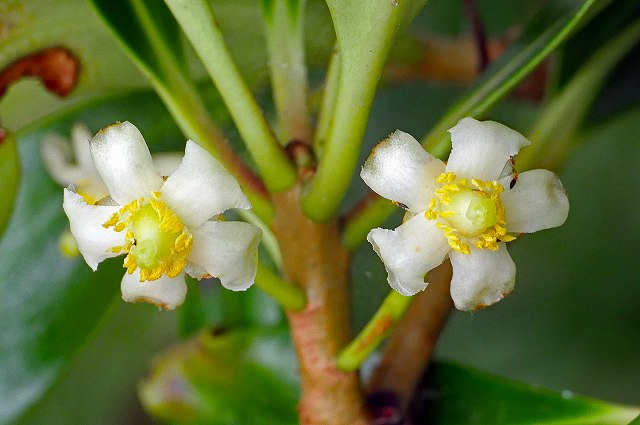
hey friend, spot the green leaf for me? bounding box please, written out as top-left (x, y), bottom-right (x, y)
top-left (0, 131), bottom-right (20, 235)
top-left (0, 128), bottom-right (122, 425)
top-left (140, 327), bottom-right (299, 425)
top-left (0, 0), bottom-right (146, 129)
top-left (419, 362), bottom-right (639, 424)
top-left (301, 0), bottom-right (428, 221)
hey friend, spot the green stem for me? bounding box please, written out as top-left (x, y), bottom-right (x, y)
top-left (341, 193), bottom-right (395, 251)
top-left (313, 47), bottom-right (340, 155)
top-left (337, 291), bottom-right (413, 371)
top-left (164, 0), bottom-right (297, 193)
top-left (255, 262), bottom-right (306, 312)
top-left (301, 1), bottom-right (426, 222)
top-left (262, 0), bottom-right (310, 144)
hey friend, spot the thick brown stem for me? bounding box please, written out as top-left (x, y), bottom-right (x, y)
top-left (367, 261), bottom-right (453, 415)
top-left (272, 187), bottom-right (369, 425)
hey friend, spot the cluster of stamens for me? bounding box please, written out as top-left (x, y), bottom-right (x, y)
top-left (425, 172), bottom-right (516, 254)
top-left (103, 192), bottom-right (192, 281)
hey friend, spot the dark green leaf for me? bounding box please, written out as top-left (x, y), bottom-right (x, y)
top-left (86, 0), bottom-right (189, 85)
top-left (0, 130), bottom-right (122, 424)
top-left (418, 362), bottom-right (639, 424)
top-left (140, 327), bottom-right (298, 425)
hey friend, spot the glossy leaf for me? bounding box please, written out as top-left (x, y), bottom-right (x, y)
top-left (0, 130), bottom-right (20, 234)
top-left (417, 362), bottom-right (639, 424)
top-left (0, 0), bottom-right (146, 129)
top-left (140, 327), bottom-right (299, 425)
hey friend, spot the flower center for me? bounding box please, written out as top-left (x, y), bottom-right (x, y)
top-left (103, 192), bottom-right (192, 281)
top-left (425, 172), bottom-right (516, 254)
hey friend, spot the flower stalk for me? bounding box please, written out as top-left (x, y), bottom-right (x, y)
top-left (255, 262), bottom-right (306, 312)
top-left (262, 0), bottom-right (311, 144)
top-left (337, 290), bottom-right (413, 371)
top-left (164, 0), bottom-right (297, 193)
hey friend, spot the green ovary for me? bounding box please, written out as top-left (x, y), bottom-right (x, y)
top-left (130, 205), bottom-right (177, 270)
top-left (446, 190), bottom-right (499, 236)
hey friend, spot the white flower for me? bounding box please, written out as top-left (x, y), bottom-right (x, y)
top-left (42, 123), bottom-right (183, 257)
top-left (63, 121), bottom-right (262, 310)
top-left (361, 117), bottom-right (569, 311)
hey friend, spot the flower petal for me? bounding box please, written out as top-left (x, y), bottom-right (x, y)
top-left (90, 121), bottom-right (163, 204)
top-left (446, 117), bottom-right (530, 181)
top-left (449, 244), bottom-right (516, 311)
top-left (187, 221), bottom-right (262, 291)
top-left (63, 188), bottom-right (124, 270)
top-left (361, 130), bottom-right (445, 212)
top-left (161, 141), bottom-right (251, 228)
top-left (121, 271), bottom-right (187, 310)
top-left (367, 213), bottom-right (450, 296)
top-left (501, 169), bottom-right (569, 233)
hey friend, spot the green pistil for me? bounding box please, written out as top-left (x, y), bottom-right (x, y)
top-left (466, 198), bottom-right (498, 230)
top-left (130, 205), bottom-right (175, 270)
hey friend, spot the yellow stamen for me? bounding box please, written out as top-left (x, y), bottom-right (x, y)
top-left (103, 195), bottom-right (193, 281)
top-left (425, 172), bottom-right (517, 254)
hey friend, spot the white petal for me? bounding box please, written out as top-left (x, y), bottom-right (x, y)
top-left (446, 117), bottom-right (530, 181)
top-left (63, 188), bottom-right (124, 270)
top-left (187, 220), bottom-right (262, 291)
top-left (501, 169), bottom-right (569, 233)
top-left (367, 213), bottom-right (450, 296)
top-left (152, 152), bottom-right (183, 177)
top-left (161, 141), bottom-right (251, 228)
top-left (361, 131), bottom-right (445, 212)
top-left (449, 244), bottom-right (516, 311)
top-left (71, 123), bottom-right (96, 175)
top-left (90, 121), bottom-right (163, 204)
top-left (41, 134), bottom-right (86, 186)
top-left (121, 271), bottom-right (187, 310)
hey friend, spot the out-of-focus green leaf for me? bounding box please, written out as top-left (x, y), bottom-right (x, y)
top-left (629, 414), bottom-right (640, 424)
top-left (0, 128), bottom-right (123, 425)
top-left (140, 327), bottom-right (298, 425)
top-left (0, 131), bottom-right (20, 234)
top-left (422, 0), bottom-right (602, 159)
top-left (417, 362), bottom-right (639, 424)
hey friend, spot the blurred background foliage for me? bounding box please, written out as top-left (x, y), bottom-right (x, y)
top-left (0, 0), bottom-right (639, 423)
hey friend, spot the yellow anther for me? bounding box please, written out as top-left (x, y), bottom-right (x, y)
top-left (425, 172), bottom-right (517, 254)
top-left (102, 195), bottom-right (193, 282)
